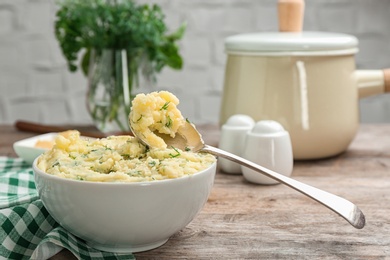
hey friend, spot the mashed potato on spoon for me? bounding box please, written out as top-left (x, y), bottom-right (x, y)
top-left (129, 91), bottom-right (185, 149)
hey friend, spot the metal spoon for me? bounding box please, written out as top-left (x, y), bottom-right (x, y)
top-left (129, 117), bottom-right (365, 229)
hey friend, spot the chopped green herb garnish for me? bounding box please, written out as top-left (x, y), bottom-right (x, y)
top-left (122, 154), bottom-right (131, 159)
top-left (169, 146), bottom-right (181, 158)
top-left (104, 146), bottom-right (113, 151)
top-left (127, 170), bottom-right (142, 176)
top-left (52, 162), bottom-right (60, 167)
top-left (160, 101), bottom-right (170, 110)
top-left (165, 115), bottom-right (172, 128)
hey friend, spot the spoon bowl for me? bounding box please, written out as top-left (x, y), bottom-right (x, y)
top-left (129, 112), bottom-right (365, 229)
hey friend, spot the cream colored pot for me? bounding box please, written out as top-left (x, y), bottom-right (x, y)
top-left (220, 32), bottom-right (390, 160)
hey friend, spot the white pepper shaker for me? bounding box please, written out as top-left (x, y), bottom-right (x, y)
top-left (219, 114), bottom-right (255, 174)
top-left (241, 120), bottom-right (293, 184)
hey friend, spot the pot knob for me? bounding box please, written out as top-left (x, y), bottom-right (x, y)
top-left (278, 0), bottom-right (305, 32)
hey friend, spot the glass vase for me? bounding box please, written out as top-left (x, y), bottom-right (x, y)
top-left (86, 49), bottom-right (156, 133)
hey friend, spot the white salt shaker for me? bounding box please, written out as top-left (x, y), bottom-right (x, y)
top-left (241, 120), bottom-right (293, 185)
top-left (219, 114), bottom-right (255, 174)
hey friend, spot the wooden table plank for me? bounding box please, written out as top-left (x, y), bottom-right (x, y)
top-left (1, 124), bottom-right (390, 259)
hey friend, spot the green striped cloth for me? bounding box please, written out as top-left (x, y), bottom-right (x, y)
top-left (0, 157), bottom-right (135, 260)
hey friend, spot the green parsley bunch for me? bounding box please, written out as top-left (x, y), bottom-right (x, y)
top-left (54, 0), bottom-right (186, 75)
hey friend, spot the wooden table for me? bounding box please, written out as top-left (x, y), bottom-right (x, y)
top-left (1, 124), bottom-right (390, 259)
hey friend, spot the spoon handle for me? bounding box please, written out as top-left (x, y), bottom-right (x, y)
top-left (202, 145), bottom-right (365, 229)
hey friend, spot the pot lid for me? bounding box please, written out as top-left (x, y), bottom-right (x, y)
top-left (225, 31), bottom-right (358, 54)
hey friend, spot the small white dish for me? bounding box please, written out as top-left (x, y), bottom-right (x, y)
top-left (13, 133), bottom-right (58, 164)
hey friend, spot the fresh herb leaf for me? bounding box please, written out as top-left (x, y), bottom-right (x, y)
top-left (160, 101), bottom-right (171, 110)
top-left (160, 101), bottom-right (170, 110)
top-left (52, 162), bottom-right (60, 168)
top-left (76, 176), bottom-right (85, 181)
top-left (54, 0), bottom-right (186, 75)
top-left (165, 115), bottom-right (172, 128)
top-left (169, 146), bottom-right (181, 158)
top-left (122, 154), bottom-right (131, 159)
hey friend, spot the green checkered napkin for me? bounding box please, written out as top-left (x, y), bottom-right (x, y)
top-left (0, 156), bottom-right (135, 260)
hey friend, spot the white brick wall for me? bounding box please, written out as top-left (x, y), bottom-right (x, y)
top-left (0, 0), bottom-right (390, 126)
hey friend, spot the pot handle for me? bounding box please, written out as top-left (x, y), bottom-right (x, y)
top-left (356, 68), bottom-right (390, 99)
top-left (384, 68), bottom-right (390, 92)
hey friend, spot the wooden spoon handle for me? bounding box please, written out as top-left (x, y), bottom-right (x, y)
top-left (278, 0), bottom-right (305, 32)
top-left (14, 120), bottom-right (107, 138)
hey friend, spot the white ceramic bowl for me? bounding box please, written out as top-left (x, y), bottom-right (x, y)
top-left (33, 157), bottom-right (217, 253)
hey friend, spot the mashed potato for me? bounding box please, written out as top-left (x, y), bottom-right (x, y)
top-left (129, 91), bottom-right (185, 149)
top-left (34, 130), bottom-right (75, 149)
top-left (37, 130), bottom-right (215, 182)
top-left (37, 91), bottom-right (216, 182)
